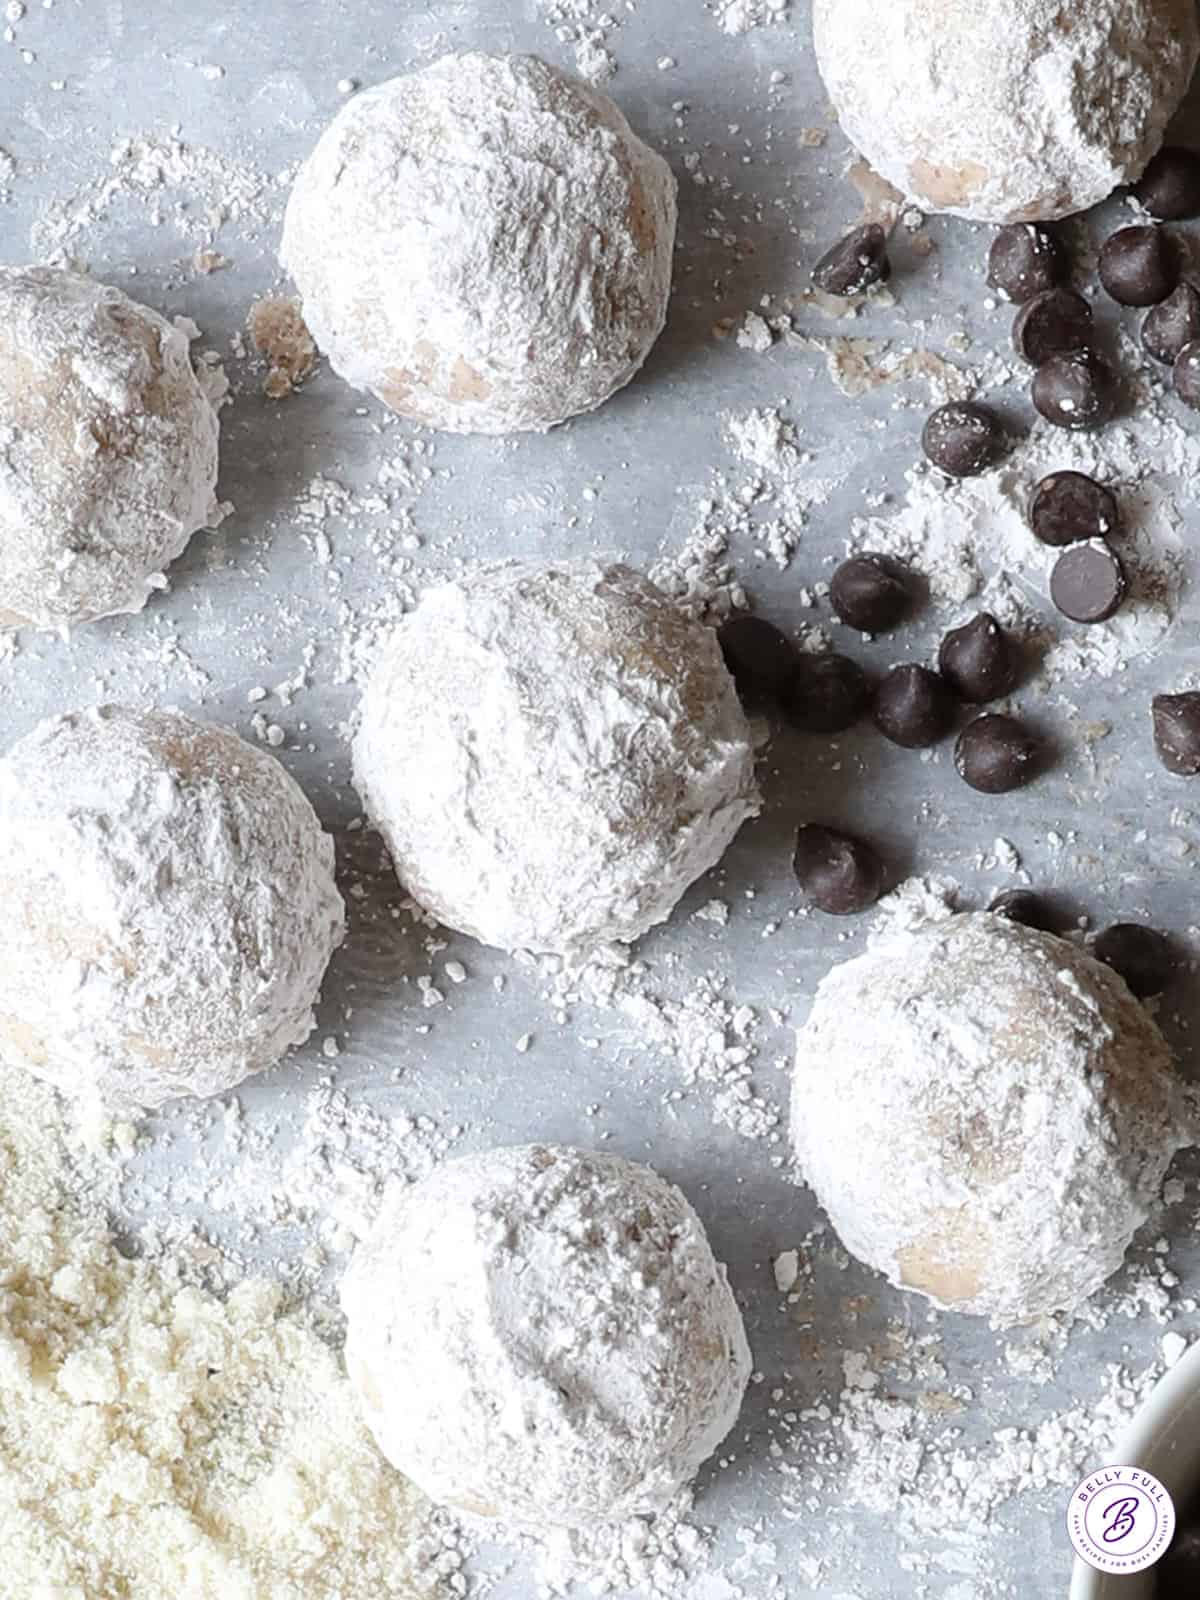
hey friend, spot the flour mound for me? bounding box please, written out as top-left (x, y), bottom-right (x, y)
top-left (281, 51), bottom-right (677, 433)
top-left (813, 0), bottom-right (1200, 222)
top-left (353, 560), bottom-right (759, 957)
top-left (792, 913), bottom-right (1188, 1323)
top-left (342, 1143), bottom-right (751, 1528)
top-left (0, 265), bottom-right (222, 630)
top-left (0, 1075), bottom-right (451, 1600)
top-left (0, 705), bottom-right (345, 1110)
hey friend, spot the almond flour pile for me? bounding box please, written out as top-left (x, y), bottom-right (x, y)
top-left (0, 1079), bottom-right (458, 1600)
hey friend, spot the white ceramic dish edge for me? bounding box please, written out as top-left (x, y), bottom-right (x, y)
top-left (1069, 1339), bottom-right (1200, 1598)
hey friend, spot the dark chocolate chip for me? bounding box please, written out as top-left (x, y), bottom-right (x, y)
top-left (921, 402), bottom-right (1006, 477)
top-left (1157, 1525), bottom-right (1200, 1600)
top-left (784, 652), bottom-right (870, 734)
top-left (1031, 349), bottom-right (1117, 431)
top-left (988, 889), bottom-right (1058, 933)
top-left (938, 613), bottom-right (1016, 703)
top-left (717, 614), bottom-right (797, 699)
top-left (812, 223), bottom-right (891, 296)
top-left (1011, 288), bottom-right (1093, 365)
top-left (1152, 691), bottom-right (1200, 775)
top-left (829, 553), bottom-right (911, 634)
top-left (1093, 923), bottom-right (1175, 999)
top-left (987, 223), bottom-right (1065, 303)
top-left (954, 713), bottom-right (1041, 793)
top-left (1098, 225), bottom-right (1180, 306)
top-left (873, 664), bottom-right (955, 749)
top-left (1029, 472), bottom-right (1120, 547)
top-left (1174, 340), bottom-right (1200, 410)
top-left (793, 823), bottom-right (884, 915)
top-left (1049, 542), bottom-right (1127, 624)
top-left (1134, 146), bottom-right (1200, 221)
top-left (1142, 281), bottom-right (1200, 364)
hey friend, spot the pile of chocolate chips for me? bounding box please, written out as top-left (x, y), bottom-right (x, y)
top-left (718, 553), bottom-right (1045, 916)
top-left (774, 154), bottom-right (1200, 920)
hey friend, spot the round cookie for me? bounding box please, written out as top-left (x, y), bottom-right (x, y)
top-left (813, 0), bottom-right (1199, 222)
top-left (791, 912), bottom-right (1187, 1322)
top-left (281, 52), bottom-right (677, 433)
top-left (0, 266), bottom-right (222, 631)
top-left (0, 706), bottom-right (345, 1110)
top-left (353, 560), bottom-right (759, 957)
top-left (341, 1144), bottom-right (751, 1528)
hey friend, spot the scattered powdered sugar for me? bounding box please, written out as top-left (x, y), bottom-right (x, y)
top-left (710, 405), bottom-right (845, 572)
top-left (534, 943), bottom-right (785, 1145)
top-left (536, 0), bottom-right (621, 82)
top-left (851, 385), bottom-right (1200, 680)
top-left (710, 0), bottom-right (789, 36)
top-left (520, 1489), bottom-right (712, 1596)
top-left (32, 132), bottom-right (278, 260)
top-left (828, 1348), bottom-right (1163, 1539)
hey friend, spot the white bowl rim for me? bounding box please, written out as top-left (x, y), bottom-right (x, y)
top-left (1069, 1338), bottom-right (1200, 1599)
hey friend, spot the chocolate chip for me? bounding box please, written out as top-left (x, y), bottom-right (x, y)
top-left (829, 553), bottom-right (911, 634)
top-left (718, 614), bottom-right (797, 698)
top-left (1174, 340), bottom-right (1200, 410)
top-left (987, 223), bottom-right (1065, 303)
top-left (938, 613), bottom-right (1016, 703)
top-left (1031, 349), bottom-right (1117, 431)
top-left (921, 402), bottom-right (1006, 477)
top-left (955, 713), bottom-right (1040, 793)
top-left (1049, 543), bottom-right (1127, 624)
top-left (784, 652), bottom-right (870, 734)
top-left (873, 664), bottom-right (955, 749)
top-left (1142, 281), bottom-right (1200, 364)
top-left (1134, 146), bottom-right (1200, 221)
top-left (1011, 288), bottom-right (1093, 365)
top-left (1029, 472), bottom-right (1120, 546)
top-left (1152, 690), bottom-right (1200, 775)
top-left (1093, 923), bottom-right (1175, 999)
top-left (812, 223), bottom-right (891, 296)
top-left (988, 889), bottom-right (1058, 933)
top-left (1098, 224), bottom-right (1180, 306)
top-left (793, 823), bottom-right (884, 915)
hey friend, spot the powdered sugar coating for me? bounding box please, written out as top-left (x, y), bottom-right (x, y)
top-left (280, 52), bottom-right (677, 433)
top-left (353, 560), bottom-right (760, 957)
top-left (813, 0), bottom-right (1200, 222)
top-left (0, 706), bottom-right (345, 1110)
top-left (341, 1143), bottom-right (751, 1527)
top-left (792, 913), bottom-right (1188, 1323)
top-left (0, 266), bottom-right (222, 630)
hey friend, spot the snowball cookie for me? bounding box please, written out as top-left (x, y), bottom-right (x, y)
top-left (813, 0), bottom-right (1200, 222)
top-left (0, 705), bottom-right (345, 1110)
top-left (280, 52), bottom-right (677, 433)
top-left (353, 560), bottom-right (759, 957)
top-left (342, 1143), bottom-right (751, 1527)
top-left (791, 913), bottom-right (1188, 1323)
top-left (0, 266), bottom-right (222, 631)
